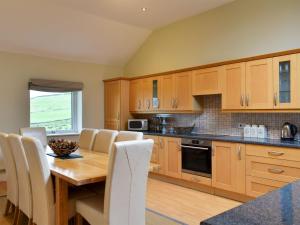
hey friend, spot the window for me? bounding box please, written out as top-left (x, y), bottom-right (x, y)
top-left (29, 79), bottom-right (83, 134)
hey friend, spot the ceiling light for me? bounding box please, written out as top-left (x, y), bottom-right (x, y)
top-left (141, 7), bottom-right (147, 12)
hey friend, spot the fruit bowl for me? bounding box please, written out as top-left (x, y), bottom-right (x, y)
top-left (48, 139), bottom-right (78, 157)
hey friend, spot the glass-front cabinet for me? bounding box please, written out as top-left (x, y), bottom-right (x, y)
top-left (273, 54), bottom-right (299, 109)
top-left (142, 77), bottom-right (161, 111)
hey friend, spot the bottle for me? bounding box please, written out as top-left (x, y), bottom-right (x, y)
top-left (257, 125), bottom-right (267, 139)
top-left (250, 125), bottom-right (258, 138)
top-left (244, 125), bottom-right (251, 138)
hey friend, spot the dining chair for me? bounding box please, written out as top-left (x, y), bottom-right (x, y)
top-left (0, 133), bottom-right (19, 225)
top-left (22, 136), bottom-right (94, 225)
top-left (92, 129), bottom-right (118, 153)
top-left (20, 127), bottom-right (47, 148)
top-left (8, 134), bottom-right (33, 225)
top-left (115, 131), bottom-right (143, 142)
top-left (75, 139), bottom-right (154, 225)
top-left (78, 129), bottom-right (98, 150)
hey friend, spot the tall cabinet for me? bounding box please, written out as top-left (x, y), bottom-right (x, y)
top-left (104, 78), bottom-right (130, 130)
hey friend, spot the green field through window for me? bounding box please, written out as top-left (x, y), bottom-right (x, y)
top-left (30, 91), bottom-right (72, 132)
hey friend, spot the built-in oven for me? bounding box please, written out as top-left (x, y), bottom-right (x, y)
top-left (181, 138), bottom-right (212, 178)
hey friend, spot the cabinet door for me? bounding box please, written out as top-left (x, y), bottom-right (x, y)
top-left (161, 75), bottom-right (175, 110)
top-left (143, 78), bottom-right (152, 111)
top-left (245, 58), bottom-right (273, 109)
top-left (129, 79), bottom-right (143, 112)
top-left (144, 135), bottom-right (159, 164)
top-left (273, 54), bottom-right (299, 109)
top-left (212, 142), bottom-right (246, 194)
top-left (104, 81), bottom-right (120, 129)
top-left (192, 67), bottom-right (222, 95)
top-left (222, 63), bottom-right (246, 110)
top-left (165, 137), bottom-right (181, 178)
top-left (157, 137), bottom-right (166, 175)
top-left (174, 72), bottom-right (192, 110)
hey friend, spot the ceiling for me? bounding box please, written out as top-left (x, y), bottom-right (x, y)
top-left (0, 0), bottom-right (234, 66)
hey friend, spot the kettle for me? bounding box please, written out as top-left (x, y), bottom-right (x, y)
top-left (281, 122), bottom-right (298, 140)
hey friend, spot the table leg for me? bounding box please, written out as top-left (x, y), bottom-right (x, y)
top-left (55, 177), bottom-right (69, 225)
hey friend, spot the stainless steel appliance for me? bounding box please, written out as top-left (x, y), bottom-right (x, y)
top-left (281, 122), bottom-right (297, 140)
top-left (128, 119), bottom-right (148, 131)
top-left (181, 138), bottom-right (212, 177)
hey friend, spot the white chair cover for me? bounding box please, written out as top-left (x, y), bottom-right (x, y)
top-left (76, 139), bottom-right (154, 225)
top-left (0, 133), bottom-right (18, 206)
top-left (8, 134), bottom-right (33, 219)
top-left (115, 131), bottom-right (143, 142)
top-left (22, 137), bottom-right (55, 225)
top-left (78, 129), bottom-right (98, 150)
top-left (20, 127), bottom-right (47, 148)
top-left (92, 130), bottom-right (118, 153)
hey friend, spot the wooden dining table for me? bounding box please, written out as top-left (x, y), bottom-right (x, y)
top-left (46, 147), bottom-right (159, 225)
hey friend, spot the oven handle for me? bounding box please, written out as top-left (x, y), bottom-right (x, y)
top-left (180, 145), bottom-right (210, 150)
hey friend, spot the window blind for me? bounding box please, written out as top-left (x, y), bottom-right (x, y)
top-left (28, 79), bottom-right (83, 92)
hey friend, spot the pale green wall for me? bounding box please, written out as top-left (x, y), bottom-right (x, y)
top-left (125, 0), bottom-right (300, 76)
top-left (0, 51), bottom-right (122, 133)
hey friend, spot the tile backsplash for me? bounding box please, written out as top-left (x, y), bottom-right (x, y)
top-left (143, 95), bottom-right (300, 140)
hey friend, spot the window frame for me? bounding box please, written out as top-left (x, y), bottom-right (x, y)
top-left (29, 90), bottom-right (82, 135)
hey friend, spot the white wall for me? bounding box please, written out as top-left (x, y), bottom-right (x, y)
top-left (125, 0), bottom-right (300, 76)
top-left (0, 51), bottom-right (123, 133)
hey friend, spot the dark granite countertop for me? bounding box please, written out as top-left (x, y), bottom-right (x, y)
top-left (200, 180), bottom-right (300, 225)
top-left (143, 132), bottom-right (300, 149)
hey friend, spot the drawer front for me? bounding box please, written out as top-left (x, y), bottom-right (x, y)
top-left (246, 144), bottom-right (300, 162)
top-left (246, 176), bottom-right (287, 197)
top-left (246, 156), bottom-right (300, 182)
top-left (181, 173), bottom-right (212, 186)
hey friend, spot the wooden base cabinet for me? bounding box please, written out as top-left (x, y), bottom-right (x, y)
top-left (246, 176), bottom-right (287, 198)
top-left (104, 79), bottom-right (130, 130)
top-left (212, 142), bottom-right (246, 194)
top-left (164, 137), bottom-right (181, 178)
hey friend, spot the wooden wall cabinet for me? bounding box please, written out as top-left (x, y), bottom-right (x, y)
top-left (222, 59), bottom-right (274, 110)
top-left (212, 141), bottom-right (246, 194)
top-left (160, 72), bottom-right (202, 112)
top-left (142, 77), bottom-right (162, 112)
top-left (192, 67), bottom-right (222, 95)
top-left (222, 63), bottom-right (246, 110)
top-left (273, 54), bottom-right (300, 109)
top-left (104, 79), bottom-right (130, 130)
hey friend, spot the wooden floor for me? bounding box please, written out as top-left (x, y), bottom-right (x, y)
top-left (0, 179), bottom-right (241, 225)
top-left (147, 179), bottom-right (241, 225)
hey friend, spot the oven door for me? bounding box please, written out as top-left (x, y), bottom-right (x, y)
top-left (181, 144), bottom-right (212, 177)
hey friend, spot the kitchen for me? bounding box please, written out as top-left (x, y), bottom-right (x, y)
top-left (104, 49), bottom-right (300, 223)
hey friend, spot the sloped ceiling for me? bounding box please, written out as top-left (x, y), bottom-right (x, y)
top-left (0, 0), bottom-right (234, 66)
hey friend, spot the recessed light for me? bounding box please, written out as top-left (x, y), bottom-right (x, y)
top-left (141, 7), bottom-right (147, 12)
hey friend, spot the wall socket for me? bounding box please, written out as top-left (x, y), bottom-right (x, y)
top-left (238, 123), bottom-right (247, 128)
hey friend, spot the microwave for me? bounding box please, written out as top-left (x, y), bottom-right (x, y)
top-left (128, 119), bottom-right (148, 131)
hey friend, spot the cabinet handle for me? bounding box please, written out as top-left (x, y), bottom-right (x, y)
top-left (175, 98), bottom-right (179, 108)
top-left (274, 93), bottom-right (278, 106)
top-left (157, 98), bottom-right (160, 109)
top-left (147, 99), bottom-right (151, 110)
top-left (268, 151), bottom-right (284, 156)
top-left (237, 146), bottom-right (242, 160)
top-left (159, 138), bottom-right (164, 148)
top-left (245, 95), bottom-right (249, 106)
top-left (171, 98), bottom-right (174, 108)
top-left (268, 168), bottom-right (284, 174)
top-left (117, 112), bottom-right (120, 120)
top-left (138, 100), bottom-right (141, 109)
top-left (240, 95), bottom-right (244, 107)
